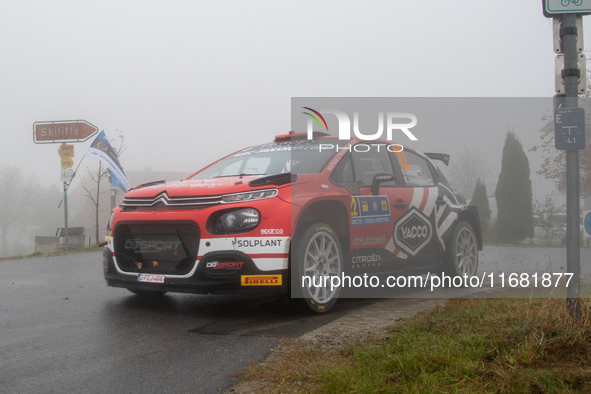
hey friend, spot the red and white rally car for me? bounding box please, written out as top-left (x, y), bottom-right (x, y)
top-left (103, 132), bottom-right (482, 313)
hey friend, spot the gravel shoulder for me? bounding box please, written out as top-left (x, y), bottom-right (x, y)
top-left (225, 297), bottom-right (446, 394)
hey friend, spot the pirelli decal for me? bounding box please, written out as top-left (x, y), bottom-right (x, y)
top-left (241, 275), bottom-right (282, 286)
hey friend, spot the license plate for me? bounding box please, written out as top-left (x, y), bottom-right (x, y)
top-left (137, 274), bottom-right (165, 283)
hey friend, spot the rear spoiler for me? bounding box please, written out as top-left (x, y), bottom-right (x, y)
top-left (424, 153), bottom-right (450, 166)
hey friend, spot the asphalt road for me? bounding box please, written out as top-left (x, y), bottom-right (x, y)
top-left (2, 246), bottom-right (590, 393)
top-left (0, 252), bottom-right (374, 394)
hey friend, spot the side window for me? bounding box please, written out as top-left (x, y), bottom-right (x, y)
top-left (333, 155), bottom-right (354, 184)
top-left (392, 150), bottom-right (436, 186)
top-left (351, 147), bottom-right (396, 186)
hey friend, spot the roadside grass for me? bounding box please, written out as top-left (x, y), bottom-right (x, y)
top-left (236, 296), bottom-right (591, 393)
top-left (0, 245), bottom-right (103, 262)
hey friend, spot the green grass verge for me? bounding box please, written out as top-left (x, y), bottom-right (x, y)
top-left (238, 297), bottom-right (591, 393)
top-left (317, 298), bottom-right (591, 393)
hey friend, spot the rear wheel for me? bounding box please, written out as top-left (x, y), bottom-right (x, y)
top-left (289, 223), bottom-right (343, 313)
top-left (443, 221), bottom-right (478, 278)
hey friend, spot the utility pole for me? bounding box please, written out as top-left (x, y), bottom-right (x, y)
top-left (563, 13), bottom-right (581, 320)
top-left (544, 1), bottom-right (589, 321)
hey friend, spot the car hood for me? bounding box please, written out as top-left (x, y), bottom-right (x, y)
top-left (124, 175), bottom-right (284, 198)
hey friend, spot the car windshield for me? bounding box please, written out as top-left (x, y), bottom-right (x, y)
top-left (190, 139), bottom-right (339, 179)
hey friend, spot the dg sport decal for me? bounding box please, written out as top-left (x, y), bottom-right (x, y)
top-left (393, 207), bottom-right (432, 256)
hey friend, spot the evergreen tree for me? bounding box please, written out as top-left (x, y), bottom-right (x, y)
top-left (470, 178), bottom-right (491, 241)
top-left (495, 131), bottom-right (534, 243)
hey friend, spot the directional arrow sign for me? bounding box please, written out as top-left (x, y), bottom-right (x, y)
top-left (61, 157), bottom-right (74, 169)
top-left (34, 120), bottom-right (98, 144)
top-left (58, 144), bottom-right (74, 158)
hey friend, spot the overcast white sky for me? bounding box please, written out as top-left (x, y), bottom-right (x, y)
top-left (0, 1), bottom-right (587, 200)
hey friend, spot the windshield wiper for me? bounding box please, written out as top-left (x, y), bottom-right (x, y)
top-left (212, 173), bottom-right (267, 178)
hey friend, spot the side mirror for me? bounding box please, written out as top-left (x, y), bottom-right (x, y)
top-left (371, 173), bottom-right (396, 196)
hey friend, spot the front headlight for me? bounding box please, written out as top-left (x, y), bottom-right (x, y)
top-left (211, 208), bottom-right (261, 234)
top-left (221, 189), bottom-right (278, 203)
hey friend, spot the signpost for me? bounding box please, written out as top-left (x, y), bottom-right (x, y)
top-left (34, 120), bottom-right (97, 250)
top-left (33, 120), bottom-right (98, 144)
top-left (544, 2), bottom-right (586, 320)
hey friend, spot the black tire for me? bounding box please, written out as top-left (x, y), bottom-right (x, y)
top-left (127, 289), bottom-right (167, 297)
top-left (443, 221), bottom-right (479, 280)
top-left (288, 223), bottom-right (343, 314)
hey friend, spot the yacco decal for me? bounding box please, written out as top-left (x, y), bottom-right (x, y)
top-left (351, 196), bottom-right (390, 226)
top-left (393, 207), bottom-right (433, 257)
top-left (385, 187), bottom-right (431, 258)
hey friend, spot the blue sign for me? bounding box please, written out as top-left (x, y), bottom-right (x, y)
top-left (584, 212), bottom-right (591, 237)
top-left (555, 107), bottom-right (586, 150)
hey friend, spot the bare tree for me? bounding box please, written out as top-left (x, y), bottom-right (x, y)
top-left (445, 146), bottom-right (493, 200)
top-left (0, 166), bottom-right (39, 256)
top-left (80, 162), bottom-right (109, 245)
top-left (79, 130), bottom-right (127, 245)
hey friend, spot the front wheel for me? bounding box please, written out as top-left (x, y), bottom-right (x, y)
top-left (443, 221), bottom-right (479, 278)
top-left (289, 223), bottom-right (343, 313)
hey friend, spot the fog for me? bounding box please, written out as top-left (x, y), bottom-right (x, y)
top-left (0, 1), bottom-right (586, 255)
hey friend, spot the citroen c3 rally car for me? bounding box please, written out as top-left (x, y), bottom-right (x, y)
top-left (103, 132), bottom-right (482, 313)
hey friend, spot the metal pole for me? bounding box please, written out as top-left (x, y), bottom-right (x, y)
top-left (562, 13), bottom-right (581, 321)
top-left (63, 181), bottom-right (69, 251)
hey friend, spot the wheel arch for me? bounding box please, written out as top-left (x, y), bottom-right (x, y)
top-left (293, 199), bottom-right (351, 253)
top-left (456, 206), bottom-right (483, 250)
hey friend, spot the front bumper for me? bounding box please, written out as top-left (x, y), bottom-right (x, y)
top-left (103, 246), bottom-right (289, 295)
